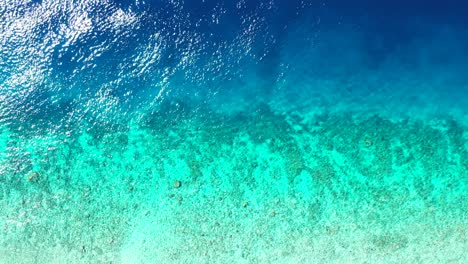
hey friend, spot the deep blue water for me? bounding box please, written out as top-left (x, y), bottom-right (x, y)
top-left (2, 1), bottom-right (467, 129)
top-left (2, 1), bottom-right (467, 130)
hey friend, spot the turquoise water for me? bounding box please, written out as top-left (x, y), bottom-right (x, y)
top-left (1, 1), bottom-right (467, 263)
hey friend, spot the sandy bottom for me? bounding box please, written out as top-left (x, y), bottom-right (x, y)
top-left (0, 98), bottom-right (466, 263)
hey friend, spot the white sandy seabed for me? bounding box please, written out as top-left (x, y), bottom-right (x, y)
top-left (0, 82), bottom-right (467, 263)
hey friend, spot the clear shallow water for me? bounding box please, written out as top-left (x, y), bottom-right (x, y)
top-left (0, 1), bottom-right (467, 263)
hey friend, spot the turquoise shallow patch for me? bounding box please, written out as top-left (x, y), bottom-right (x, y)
top-left (0, 107), bottom-right (466, 263)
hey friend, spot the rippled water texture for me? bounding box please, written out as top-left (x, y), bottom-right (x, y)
top-left (1, 1), bottom-right (467, 263)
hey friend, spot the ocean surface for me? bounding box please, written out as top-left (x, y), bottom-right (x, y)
top-left (0, 1), bottom-right (467, 263)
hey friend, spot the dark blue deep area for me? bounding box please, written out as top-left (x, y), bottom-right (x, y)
top-left (1, 0), bottom-right (468, 134)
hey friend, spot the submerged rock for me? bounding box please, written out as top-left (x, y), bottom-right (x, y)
top-left (26, 171), bottom-right (40, 183)
top-left (174, 180), bottom-right (182, 188)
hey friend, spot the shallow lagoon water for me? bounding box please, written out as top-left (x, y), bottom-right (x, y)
top-left (0, 1), bottom-right (467, 263)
